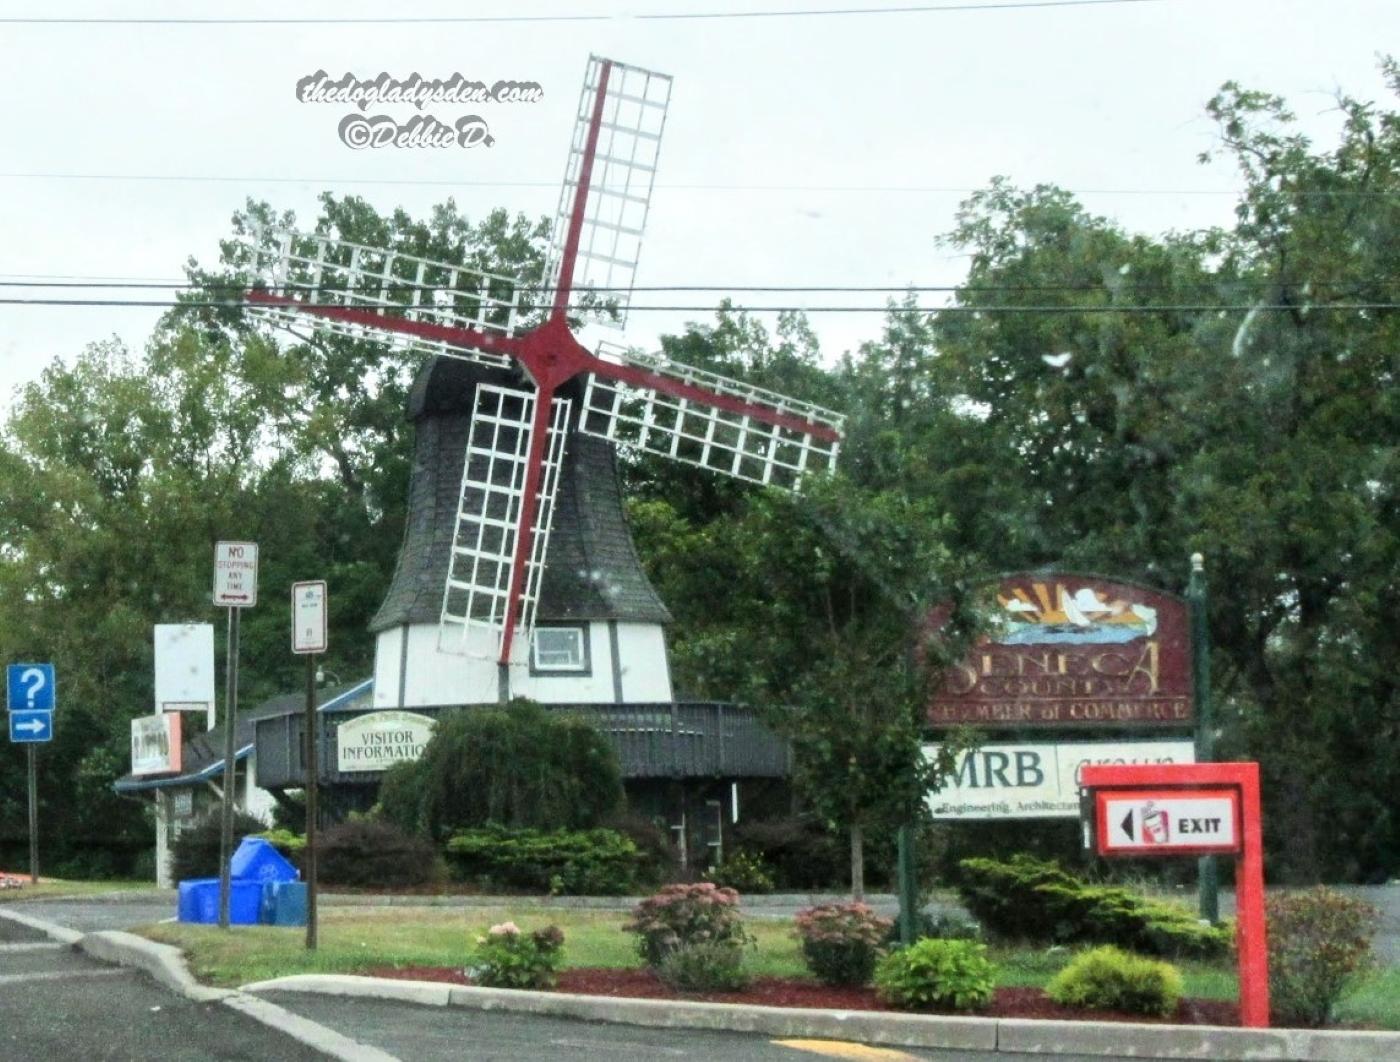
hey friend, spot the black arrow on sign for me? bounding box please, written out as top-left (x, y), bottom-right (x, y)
top-left (1121, 809), bottom-right (1135, 840)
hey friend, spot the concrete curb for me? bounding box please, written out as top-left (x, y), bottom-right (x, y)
top-left (78, 930), bottom-right (233, 1003)
top-left (0, 904), bottom-right (84, 945)
top-left (243, 973), bottom-right (1400, 1061)
top-left (0, 909), bottom-right (400, 1062)
top-left (224, 992), bottom-right (399, 1062)
top-left (72, 932), bottom-right (397, 1060)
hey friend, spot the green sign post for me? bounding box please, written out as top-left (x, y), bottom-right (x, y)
top-left (1188, 552), bottom-right (1219, 924)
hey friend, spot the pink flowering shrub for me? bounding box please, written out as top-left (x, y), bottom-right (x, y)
top-left (471, 921), bottom-right (566, 989)
top-left (794, 902), bottom-right (894, 986)
top-left (623, 882), bottom-right (751, 967)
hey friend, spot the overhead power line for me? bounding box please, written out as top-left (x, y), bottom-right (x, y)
top-left (0, 1), bottom-right (1165, 26)
top-left (1, 279), bottom-right (1399, 294)
top-left (0, 172), bottom-right (1232, 195)
top-left (2, 297), bottom-right (1395, 314)
top-left (4, 171), bottom-right (1396, 198)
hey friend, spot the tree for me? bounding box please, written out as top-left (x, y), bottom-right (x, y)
top-left (629, 314), bottom-right (983, 895)
top-left (377, 699), bottom-right (624, 838)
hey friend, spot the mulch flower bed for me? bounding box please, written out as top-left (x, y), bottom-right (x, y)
top-left (363, 965), bottom-right (1241, 1027)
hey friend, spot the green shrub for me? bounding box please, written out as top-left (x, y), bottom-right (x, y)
top-left (1267, 887), bottom-right (1378, 1027)
top-left (1046, 946), bottom-right (1183, 1017)
top-left (318, 818), bottom-right (441, 888)
top-left (445, 826), bottom-right (640, 895)
top-left (874, 938), bottom-right (996, 1012)
top-left (169, 810), bottom-right (268, 883)
top-left (731, 816), bottom-right (843, 889)
top-left (131, 848), bottom-right (157, 882)
top-left (657, 940), bottom-right (751, 992)
top-left (253, 828), bottom-right (306, 871)
top-left (886, 911), bottom-right (983, 947)
top-left (703, 851), bottom-right (776, 894)
top-left (794, 902), bottom-right (893, 986)
top-left (624, 882), bottom-right (752, 967)
top-left (269, 795), bottom-right (306, 833)
top-left (378, 700), bottom-right (624, 838)
top-left (603, 812), bottom-right (677, 885)
top-left (956, 854), bottom-right (1231, 959)
top-left (471, 922), bottom-right (565, 989)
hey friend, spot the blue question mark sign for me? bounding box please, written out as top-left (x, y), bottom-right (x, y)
top-left (7, 664), bottom-right (55, 712)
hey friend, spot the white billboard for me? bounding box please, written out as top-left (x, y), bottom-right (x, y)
top-left (131, 713), bottom-right (183, 777)
top-left (925, 739), bottom-right (1195, 821)
top-left (154, 624), bottom-right (215, 730)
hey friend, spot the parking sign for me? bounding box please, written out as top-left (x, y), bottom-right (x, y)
top-left (213, 542), bottom-right (259, 607)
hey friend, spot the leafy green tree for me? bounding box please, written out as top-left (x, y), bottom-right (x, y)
top-left (377, 699), bottom-right (624, 838)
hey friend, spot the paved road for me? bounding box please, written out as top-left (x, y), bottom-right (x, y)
top-left (0, 917), bottom-right (326, 1061)
top-left (263, 991), bottom-right (1120, 1062)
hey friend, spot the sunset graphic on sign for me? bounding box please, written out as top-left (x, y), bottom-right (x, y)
top-left (994, 581), bottom-right (1157, 645)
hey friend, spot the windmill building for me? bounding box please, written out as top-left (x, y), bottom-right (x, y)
top-left (122, 55), bottom-right (840, 874)
top-left (249, 355), bottom-right (793, 865)
top-left (371, 357), bottom-right (675, 707)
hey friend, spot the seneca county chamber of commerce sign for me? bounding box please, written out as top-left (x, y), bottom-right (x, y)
top-left (336, 711), bottom-right (437, 773)
top-left (924, 738), bottom-right (1197, 821)
top-left (927, 574), bottom-right (1193, 729)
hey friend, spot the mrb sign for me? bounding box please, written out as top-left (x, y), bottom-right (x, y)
top-left (928, 574), bottom-right (1192, 729)
top-left (926, 739), bottom-right (1195, 821)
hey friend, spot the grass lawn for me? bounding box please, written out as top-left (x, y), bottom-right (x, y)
top-left (988, 944), bottom-right (1238, 1001)
top-left (140, 907), bottom-right (810, 987)
top-left (135, 907), bottom-right (1398, 1030)
top-left (1335, 966), bottom-right (1400, 1029)
top-left (0, 879), bottom-right (154, 904)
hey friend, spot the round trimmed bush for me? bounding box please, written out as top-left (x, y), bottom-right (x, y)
top-left (795, 902), bottom-right (893, 986)
top-left (624, 882), bottom-right (750, 967)
top-left (874, 938), bottom-right (996, 1012)
top-left (1046, 946), bottom-right (1183, 1017)
top-left (318, 818), bottom-right (440, 888)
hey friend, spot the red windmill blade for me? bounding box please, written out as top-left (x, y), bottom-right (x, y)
top-left (240, 55), bottom-right (845, 669)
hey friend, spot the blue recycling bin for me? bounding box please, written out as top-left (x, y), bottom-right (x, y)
top-left (229, 837), bottom-right (299, 885)
top-left (261, 880), bottom-right (308, 927)
top-left (177, 878), bottom-right (263, 925)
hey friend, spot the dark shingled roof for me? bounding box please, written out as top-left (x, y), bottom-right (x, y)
top-left (112, 682), bottom-right (370, 793)
top-left (370, 357), bottom-right (671, 633)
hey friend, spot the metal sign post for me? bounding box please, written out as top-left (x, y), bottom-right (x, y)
top-left (1187, 553), bottom-right (1220, 923)
top-left (291, 580), bottom-right (327, 950)
top-left (213, 542), bottom-right (258, 930)
top-left (7, 663), bottom-right (55, 884)
top-left (1080, 761), bottom-right (1269, 1028)
top-left (26, 746), bottom-right (38, 883)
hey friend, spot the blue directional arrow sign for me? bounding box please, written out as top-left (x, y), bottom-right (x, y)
top-left (7, 664), bottom-right (55, 712)
top-left (9, 710), bottom-right (53, 743)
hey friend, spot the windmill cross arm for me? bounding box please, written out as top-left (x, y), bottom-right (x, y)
top-left (244, 290), bottom-right (525, 360)
top-left (585, 352), bottom-right (843, 444)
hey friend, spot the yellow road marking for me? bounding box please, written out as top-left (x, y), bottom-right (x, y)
top-left (772, 1039), bottom-right (922, 1061)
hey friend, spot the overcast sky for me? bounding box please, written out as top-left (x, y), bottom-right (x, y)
top-left (1, 0), bottom-right (1395, 409)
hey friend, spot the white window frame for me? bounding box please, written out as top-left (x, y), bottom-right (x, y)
top-left (530, 625), bottom-right (590, 675)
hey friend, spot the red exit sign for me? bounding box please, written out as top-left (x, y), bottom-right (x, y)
top-left (1095, 787), bottom-right (1240, 857)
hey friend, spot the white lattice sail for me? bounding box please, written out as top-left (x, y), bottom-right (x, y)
top-left (581, 345), bottom-right (844, 491)
top-left (438, 385), bottom-right (572, 659)
top-left (238, 227), bottom-right (523, 367)
top-left (544, 56), bottom-right (672, 327)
